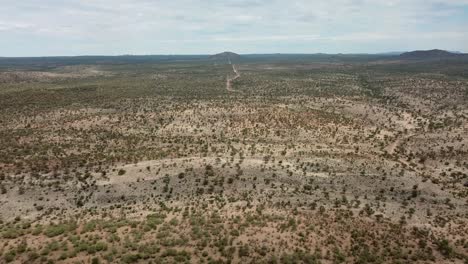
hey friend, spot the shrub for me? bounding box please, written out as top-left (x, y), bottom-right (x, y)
top-left (44, 222), bottom-right (76, 237)
top-left (122, 253), bottom-right (142, 263)
top-left (436, 239), bottom-right (454, 258)
top-left (3, 251), bottom-right (15, 263)
top-left (2, 228), bottom-right (21, 239)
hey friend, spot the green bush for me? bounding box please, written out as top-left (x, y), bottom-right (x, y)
top-left (3, 250), bottom-right (16, 263)
top-left (44, 222), bottom-right (75, 237)
top-left (436, 239), bottom-right (454, 258)
top-left (2, 228), bottom-right (21, 239)
top-left (121, 253), bottom-right (142, 263)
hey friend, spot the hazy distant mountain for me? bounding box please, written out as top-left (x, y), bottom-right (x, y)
top-left (400, 49), bottom-right (459, 59)
top-left (209, 51), bottom-right (241, 61)
top-left (378, 51), bottom-right (406, 56)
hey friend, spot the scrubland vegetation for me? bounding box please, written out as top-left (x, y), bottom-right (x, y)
top-left (0, 55), bottom-right (467, 263)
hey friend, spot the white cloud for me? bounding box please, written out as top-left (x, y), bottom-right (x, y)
top-left (0, 0), bottom-right (467, 55)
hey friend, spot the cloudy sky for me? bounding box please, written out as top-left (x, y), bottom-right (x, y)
top-left (1, 0), bottom-right (468, 56)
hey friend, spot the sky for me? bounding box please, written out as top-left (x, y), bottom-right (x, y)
top-left (1, 0), bottom-right (468, 56)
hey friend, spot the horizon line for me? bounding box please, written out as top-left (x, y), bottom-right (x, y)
top-left (0, 49), bottom-right (465, 59)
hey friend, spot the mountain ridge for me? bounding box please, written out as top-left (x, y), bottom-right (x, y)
top-left (400, 49), bottom-right (461, 59)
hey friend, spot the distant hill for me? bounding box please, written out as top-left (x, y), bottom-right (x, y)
top-left (400, 49), bottom-right (459, 60)
top-left (378, 51), bottom-right (406, 56)
top-left (209, 51), bottom-right (241, 61)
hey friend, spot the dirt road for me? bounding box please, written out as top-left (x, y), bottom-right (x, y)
top-left (226, 64), bottom-right (241, 92)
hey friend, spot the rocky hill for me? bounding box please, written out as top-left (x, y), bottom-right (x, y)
top-left (209, 51), bottom-right (241, 61)
top-left (400, 49), bottom-right (459, 59)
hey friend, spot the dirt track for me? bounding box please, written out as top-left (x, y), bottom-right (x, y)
top-left (226, 64), bottom-right (241, 92)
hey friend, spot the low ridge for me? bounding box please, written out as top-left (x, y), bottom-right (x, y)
top-left (400, 49), bottom-right (459, 59)
top-left (209, 51), bottom-right (241, 61)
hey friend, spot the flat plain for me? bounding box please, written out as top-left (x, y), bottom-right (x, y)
top-left (0, 54), bottom-right (467, 263)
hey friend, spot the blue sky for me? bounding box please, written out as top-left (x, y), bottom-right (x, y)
top-left (1, 0), bottom-right (467, 56)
